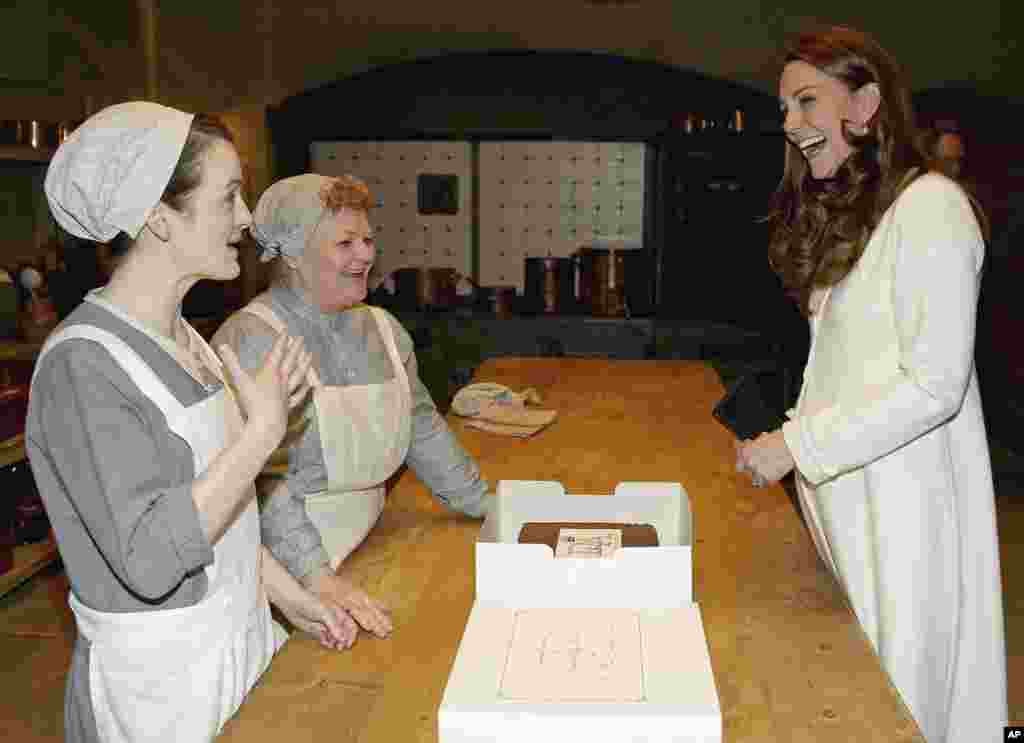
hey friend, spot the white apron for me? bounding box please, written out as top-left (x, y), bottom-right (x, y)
top-left (34, 322), bottom-right (282, 743)
top-left (787, 183), bottom-right (1007, 741)
top-left (243, 302), bottom-right (412, 569)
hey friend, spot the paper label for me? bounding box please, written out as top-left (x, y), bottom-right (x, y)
top-left (555, 528), bottom-right (622, 559)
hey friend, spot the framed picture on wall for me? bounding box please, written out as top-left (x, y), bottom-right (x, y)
top-left (417, 173), bottom-right (460, 215)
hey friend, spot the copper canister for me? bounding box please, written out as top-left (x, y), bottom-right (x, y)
top-left (393, 267), bottom-right (458, 310)
top-left (56, 121), bottom-right (75, 145)
top-left (576, 247), bottom-right (626, 317)
top-left (524, 256), bottom-right (575, 314)
top-left (415, 267), bottom-right (457, 309)
top-left (0, 121), bottom-right (21, 145)
top-left (478, 286), bottom-right (516, 318)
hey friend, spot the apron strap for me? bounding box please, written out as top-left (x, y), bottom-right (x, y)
top-left (367, 307), bottom-right (410, 395)
top-left (240, 301), bottom-right (324, 389)
top-left (183, 321), bottom-right (224, 377)
top-left (240, 301), bottom-right (287, 335)
top-left (241, 302), bottom-right (407, 393)
top-left (32, 325), bottom-right (184, 422)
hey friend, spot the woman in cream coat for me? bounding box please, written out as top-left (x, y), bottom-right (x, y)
top-left (736, 26), bottom-right (1007, 742)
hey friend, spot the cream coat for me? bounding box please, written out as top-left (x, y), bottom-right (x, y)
top-left (782, 173), bottom-right (1007, 742)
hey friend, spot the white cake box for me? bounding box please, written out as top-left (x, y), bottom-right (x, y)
top-left (438, 480), bottom-right (721, 743)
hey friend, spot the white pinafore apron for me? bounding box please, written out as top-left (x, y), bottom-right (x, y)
top-left (33, 322), bottom-right (282, 743)
top-left (242, 302), bottom-right (412, 569)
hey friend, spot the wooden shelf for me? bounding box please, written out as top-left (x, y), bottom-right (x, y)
top-left (0, 144), bottom-right (54, 163)
top-left (0, 538), bottom-right (60, 599)
top-left (0, 434), bottom-right (26, 469)
top-left (0, 340), bottom-right (43, 362)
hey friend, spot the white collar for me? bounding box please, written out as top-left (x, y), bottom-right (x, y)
top-left (85, 287), bottom-right (184, 350)
top-left (84, 288), bottom-right (215, 389)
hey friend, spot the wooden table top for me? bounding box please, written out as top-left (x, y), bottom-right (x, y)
top-left (220, 357), bottom-right (923, 743)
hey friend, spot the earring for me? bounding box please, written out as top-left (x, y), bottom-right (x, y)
top-left (848, 122), bottom-right (869, 136)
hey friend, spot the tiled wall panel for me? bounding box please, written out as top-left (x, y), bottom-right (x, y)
top-left (311, 140), bottom-right (644, 291)
top-left (479, 141), bottom-right (645, 290)
top-left (311, 141), bottom-right (473, 281)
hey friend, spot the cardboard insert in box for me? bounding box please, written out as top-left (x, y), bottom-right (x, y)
top-left (438, 480), bottom-right (721, 743)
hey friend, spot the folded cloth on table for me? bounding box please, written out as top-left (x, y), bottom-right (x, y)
top-left (451, 382), bottom-right (557, 437)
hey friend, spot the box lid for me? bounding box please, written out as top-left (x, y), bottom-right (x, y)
top-left (439, 604), bottom-right (721, 743)
top-left (476, 481), bottom-right (693, 608)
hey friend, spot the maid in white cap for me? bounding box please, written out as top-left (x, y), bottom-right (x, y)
top-left (213, 174), bottom-right (490, 640)
top-left (26, 102), bottom-right (357, 743)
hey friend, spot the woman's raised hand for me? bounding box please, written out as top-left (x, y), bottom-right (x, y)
top-left (219, 333), bottom-right (313, 447)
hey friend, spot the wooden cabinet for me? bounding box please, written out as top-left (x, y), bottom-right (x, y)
top-left (0, 145), bottom-right (54, 164)
top-left (657, 129), bottom-right (787, 326)
top-left (0, 142), bottom-right (56, 275)
top-left (0, 537), bottom-right (59, 599)
top-left (0, 342), bottom-right (54, 596)
top-left (0, 435), bottom-right (58, 599)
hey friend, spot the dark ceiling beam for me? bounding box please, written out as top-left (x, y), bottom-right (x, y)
top-left (136, 0), bottom-right (158, 100)
top-left (52, 9), bottom-right (110, 82)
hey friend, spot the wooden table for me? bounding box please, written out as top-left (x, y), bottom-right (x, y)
top-left (220, 358), bottom-right (923, 743)
top-left (0, 434), bottom-right (61, 599)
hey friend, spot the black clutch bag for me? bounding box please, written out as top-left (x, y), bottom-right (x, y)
top-left (712, 364), bottom-right (788, 440)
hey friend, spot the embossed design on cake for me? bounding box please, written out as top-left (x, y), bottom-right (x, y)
top-left (499, 608), bottom-right (644, 701)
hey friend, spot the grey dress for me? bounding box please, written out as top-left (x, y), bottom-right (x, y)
top-left (212, 284), bottom-right (489, 584)
top-left (25, 294), bottom-right (221, 742)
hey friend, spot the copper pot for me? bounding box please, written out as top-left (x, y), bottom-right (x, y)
top-left (393, 267), bottom-right (459, 310)
top-left (0, 121), bottom-right (21, 146)
top-left (21, 120), bottom-right (57, 149)
top-left (575, 246), bottom-right (654, 317)
top-left (576, 247), bottom-right (627, 317)
top-left (524, 257), bottom-right (576, 315)
top-left (56, 121), bottom-right (76, 145)
top-left (478, 286), bottom-right (517, 318)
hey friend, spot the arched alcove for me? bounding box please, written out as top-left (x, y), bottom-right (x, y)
top-left (266, 49), bottom-right (798, 342)
top-left (268, 49), bottom-right (782, 175)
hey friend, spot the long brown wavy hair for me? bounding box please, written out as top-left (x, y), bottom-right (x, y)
top-left (767, 26), bottom-right (939, 315)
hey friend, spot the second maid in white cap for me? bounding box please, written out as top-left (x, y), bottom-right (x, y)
top-left (212, 174), bottom-right (491, 639)
top-left (26, 101), bottom-right (358, 743)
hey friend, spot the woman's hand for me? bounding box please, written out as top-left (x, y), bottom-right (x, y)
top-left (309, 573), bottom-right (394, 639)
top-left (277, 585), bottom-right (359, 651)
top-left (219, 333), bottom-right (313, 446)
top-left (735, 430), bottom-right (796, 488)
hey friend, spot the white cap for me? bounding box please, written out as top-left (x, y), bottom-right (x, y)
top-left (44, 101), bottom-right (195, 242)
